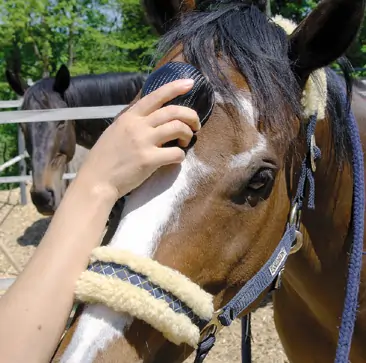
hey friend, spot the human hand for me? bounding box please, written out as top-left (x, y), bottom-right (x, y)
top-left (77, 79), bottom-right (200, 202)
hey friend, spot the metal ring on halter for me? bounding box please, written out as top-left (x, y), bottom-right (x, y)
top-left (310, 134), bottom-right (317, 172)
top-left (199, 309), bottom-right (224, 343)
top-left (289, 202), bottom-right (301, 227)
top-left (290, 231), bottom-right (303, 255)
top-left (289, 203), bottom-right (303, 255)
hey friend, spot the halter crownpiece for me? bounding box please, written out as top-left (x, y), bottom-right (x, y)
top-left (141, 62), bottom-right (215, 128)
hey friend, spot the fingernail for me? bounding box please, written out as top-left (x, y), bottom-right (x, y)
top-left (181, 79), bottom-right (194, 87)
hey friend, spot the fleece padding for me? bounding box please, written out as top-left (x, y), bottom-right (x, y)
top-left (90, 247), bottom-right (213, 320)
top-left (272, 15), bottom-right (328, 121)
top-left (75, 270), bottom-right (202, 347)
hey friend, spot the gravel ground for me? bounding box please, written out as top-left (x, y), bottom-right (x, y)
top-left (0, 186), bottom-right (288, 362)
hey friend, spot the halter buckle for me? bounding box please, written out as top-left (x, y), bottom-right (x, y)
top-left (199, 309), bottom-right (224, 343)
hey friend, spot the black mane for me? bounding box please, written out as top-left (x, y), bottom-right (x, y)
top-left (65, 72), bottom-right (146, 107)
top-left (155, 3), bottom-right (352, 162)
top-left (22, 72), bottom-right (146, 110)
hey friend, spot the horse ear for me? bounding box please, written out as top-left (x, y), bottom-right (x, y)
top-left (53, 64), bottom-right (70, 94)
top-left (289, 0), bottom-right (366, 84)
top-left (5, 70), bottom-right (27, 96)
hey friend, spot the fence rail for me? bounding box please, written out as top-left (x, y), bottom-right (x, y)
top-left (0, 105), bottom-right (127, 124)
top-left (0, 99), bottom-right (23, 109)
top-left (0, 102), bottom-right (128, 205)
top-left (0, 173), bottom-right (76, 184)
top-left (0, 152), bottom-right (28, 173)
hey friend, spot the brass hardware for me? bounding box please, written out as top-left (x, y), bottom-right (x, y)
top-left (290, 230), bottom-right (303, 255)
top-left (199, 309), bottom-right (225, 343)
top-left (310, 134), bottom-right (317, 172)
top-left (289, 203), bottom-right (301, 227)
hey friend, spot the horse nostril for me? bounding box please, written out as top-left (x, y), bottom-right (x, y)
top-left (30, 188), bottom-right (54, 210)
top-left (46, 188), bottom-right (55, 205)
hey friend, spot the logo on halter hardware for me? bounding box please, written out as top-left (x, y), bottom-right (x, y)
top-left (269, 247), bottom-right (287, 276)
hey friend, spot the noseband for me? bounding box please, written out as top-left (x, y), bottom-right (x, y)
top-left (73, 61), bottom-right (364, 363)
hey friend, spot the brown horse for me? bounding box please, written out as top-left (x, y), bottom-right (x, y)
top-left (6, 65), bottom-right (145, 215)
top-left (53, 1), bottom-right (366, 362)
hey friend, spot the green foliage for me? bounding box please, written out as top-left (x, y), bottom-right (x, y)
top-left (0, 123), bottom-right (18, 190)
top-left (0, 0), bottom-right (158, 190)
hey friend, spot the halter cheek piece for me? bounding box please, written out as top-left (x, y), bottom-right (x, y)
top-left (75, 63), bottom-right (364, 363)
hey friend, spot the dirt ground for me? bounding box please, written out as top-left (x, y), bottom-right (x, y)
top-left (0, 186), bottom-right (288, 362)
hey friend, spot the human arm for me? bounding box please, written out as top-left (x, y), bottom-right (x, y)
top-left (0, 79), bottom-right (199, 363)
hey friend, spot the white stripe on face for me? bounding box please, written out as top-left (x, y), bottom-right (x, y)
top-left (214, 91), bottom-right (257, 126)
top-left (61, 151), bottom-right (212, 363)
top-left (229, 134), bottom-right (268, 169)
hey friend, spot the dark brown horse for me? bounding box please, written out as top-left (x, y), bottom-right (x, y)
top-left (6, 66), bottom-right (146, 215)
top-left (53, 1), bottom-right (366, 362)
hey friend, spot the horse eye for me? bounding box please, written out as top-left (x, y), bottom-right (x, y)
top-left (230, 168), bottom-right (275, 206)
top-left (57, 121), bottom-right (66, 129)
top-left (247, 169), bottom-right (274, 192)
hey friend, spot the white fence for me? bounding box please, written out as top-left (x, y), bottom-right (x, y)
top-left (0, 99), bottom-right (127, 204)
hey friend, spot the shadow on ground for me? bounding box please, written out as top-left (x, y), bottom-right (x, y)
top-left (17, 217), bottom-right (52, 247)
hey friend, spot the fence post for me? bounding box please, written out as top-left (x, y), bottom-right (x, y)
top-left (17, 125), bottom-right (27, 205)
top-left (266, 0), bottom-right (271, 17)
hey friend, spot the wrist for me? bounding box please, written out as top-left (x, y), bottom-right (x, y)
top-left (71, 171), bottom-right (119, 209)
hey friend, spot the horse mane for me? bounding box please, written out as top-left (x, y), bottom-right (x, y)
top-left (155, 2), bottom-right (352, 163)
top-left (22, 72), bottom-right (147, 110)
top-left (155, 4), bottom-right (302, 134)
top-left (64, 72), bottom-right (147, 107)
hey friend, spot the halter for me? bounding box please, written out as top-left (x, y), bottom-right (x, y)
top-left (194, 74), bottom-right (365, 363)
top-left (193, 111), bottom-right (320, 363)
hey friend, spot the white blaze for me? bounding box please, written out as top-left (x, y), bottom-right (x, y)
top-left (61, 151), bottom-right (212, 363)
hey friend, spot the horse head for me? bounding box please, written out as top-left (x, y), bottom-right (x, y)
top-left (7, 65), bottom-right (75, 216)
top-left (55, 0), bottom-right (365, 362)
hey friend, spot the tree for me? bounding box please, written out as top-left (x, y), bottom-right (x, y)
top-left (0, 0), bottom-right (158, 189)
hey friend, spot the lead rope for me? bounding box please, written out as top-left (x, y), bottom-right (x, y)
top-left (241, 315), bottom-right (251, 363)
top-left (334, 85), bottom-right (365, 363)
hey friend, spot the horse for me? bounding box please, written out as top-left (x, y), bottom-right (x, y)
top-left (52, 0), bottom-right (366, 362)
top-left (6, 65), bottom-right (146, 215)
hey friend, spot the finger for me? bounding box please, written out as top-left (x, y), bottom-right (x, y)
top-left (131, 79), bottom-right (194, 117)
top-left (153, 147), bottom-right (186, 167)
top-left (153, 120), bottom-right (194, 148)
top-left (147, 105), bottom-right (200, 131)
